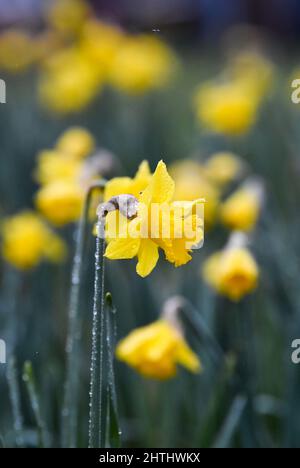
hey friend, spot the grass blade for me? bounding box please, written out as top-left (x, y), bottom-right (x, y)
top-left (22, 361), bottom-right (47, 448)
top-left (6, 356), bottom-right (24, 447)
top-left (213, 395), bottom-right (247, 448)
top-left (105, 293), bottom-right (121, 448)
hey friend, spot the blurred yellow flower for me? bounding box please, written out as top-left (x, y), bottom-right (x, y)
top-left (79, 20), bottom-right (123, 75)
top-left (109, 35), bottom-right (175, 94)
top-left (203, 234), bottom-right (259, 301)
top-left (103, 161), bottom-right (203, 277)
top-left (170, 160), bottom-right (219, 227)
top-left (204, 152), bottom-right (244, 187)
top-left (46, 0), bottom-right (90, 37)
top-left (35, 180), bottom-right (83, 226)
top-left (0, 30), bottom-right (35, 73)
top-left (220, 180), bottom-right (264, 231)
top-left (1, 211), bottom-right (66, 270)
top-left (56, 127), bottom-right (95, 160)
top-left (229, 50), bottom-right (274, 101)
top-left (116, 319), bottom-right (201, 379)
top-left (39, 48), bottom-right (103, 114)
top-left (34, 150), bottom-right (82, 185)
top-left (195, 81), bottom-right (258, 136)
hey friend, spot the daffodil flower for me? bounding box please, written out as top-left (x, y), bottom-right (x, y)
top-left (116, 319), bottom-right (201, 379)
top-left (102, 160), bottom-right (204, 277)
top-left (202, 232), bottom-right (259, 301)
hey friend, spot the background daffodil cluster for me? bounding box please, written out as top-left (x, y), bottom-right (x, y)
top-left (0, 0), bottom-right (176, 114)
top-left (1, 0), bottom-right (300, 450)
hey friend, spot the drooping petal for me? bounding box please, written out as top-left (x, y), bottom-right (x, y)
top-left (176, 341), bottom-right (201, 373)
top-left (104, 236), bottom-right (140, 259)
top-left (136, 239), bottom-right (159, 277)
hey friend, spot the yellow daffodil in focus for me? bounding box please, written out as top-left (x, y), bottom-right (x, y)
top-left (1, 211), bottom-right (66, 270)
top-left (204, 152), bottom-right (245, 187)
top-left (35, 180), bottom-right (83, 227)
top-left (220, 179), bottom-right (264, 232)
top-left (109, 35), bottom-right (175, 94)
top-left (116, 319), bottom-right (201, 379)
top-left (170, 160), bottom-right (219, 228)
top-left (202, 232), bottom-right (259, 301)
top-left (103, 161), bottom-right (204, 277)
top-left (0, 30), bottom-right (35, 73)
top-left (46, 0), bottom-right (90, 37)
top-left (39, 48), bottom-right (103, 114)
top-left (195, 81), bottom-right (258, 136)
top-left (56, 127), bottom-right (95, 160)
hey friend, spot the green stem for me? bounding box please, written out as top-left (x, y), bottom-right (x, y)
top-left (104, 293), bottom-right (121, 448)
top-left (6, 357), bottom-right (24, 447)
top-left (88, 221), bottom-right (106, 448)
top-left (181, 301), bottom-right (224, 367)
top-left (62, 181), bottom-right (106, 448)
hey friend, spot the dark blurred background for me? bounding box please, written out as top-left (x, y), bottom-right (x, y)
top-left (1, 0), bottom-right (300, 40)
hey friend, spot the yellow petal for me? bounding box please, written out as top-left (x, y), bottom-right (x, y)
top-left (104, 237), bottom-right (140, 259)
top-left (134, 160), bottom-right (151, 180)
top-left (104, 177), bottom-right (132, 201)
top-left (176, 341), bottom-right (201, 373)
top-left (140, 160), bottom-right (175, 205)
top-left (136, 239), bottom-right (159, 277)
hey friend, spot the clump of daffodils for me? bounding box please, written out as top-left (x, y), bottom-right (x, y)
top-left (0, 0), bottom-right (177, 110)
top-left (35, 127), bottom-right (117, 226)
top-left (116, 297), bottom-right (201, 379)
top-left (101, 160), bottom-right (204, 277)
top-left (194, 49), bottom-right (273, 136)
top-left (38, 0), bottom-right (176, 114)
top-left (108, 35), bottom-right (176, 94)
top-left (202, 232), bottom-right (259, 301)
top-left (35, 127), bottom-right (94, 226)
top-left (1, 211), bottom-right (67, 270)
